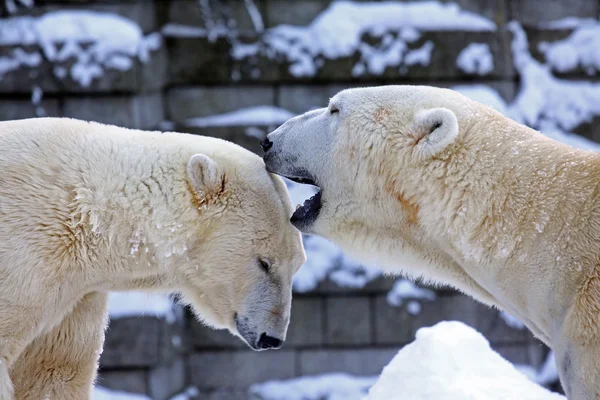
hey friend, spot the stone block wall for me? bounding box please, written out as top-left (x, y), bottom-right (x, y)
top-left (2, 0), bottom-right (599, 398)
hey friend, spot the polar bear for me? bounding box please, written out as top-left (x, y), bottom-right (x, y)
top-left (263, 85), bottom-right (600, 399)
top-left (0, 117), bottom-right (305, 400)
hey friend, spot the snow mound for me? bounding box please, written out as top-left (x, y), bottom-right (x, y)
top-left (107, 292), bottom-right (174, 320)
top-left (366, 321), bottom-right (565, 400)
top-left (250, 373), bottom-right (376, 400)
top-left (0, 11), bottom-right (160, 86)
top-left (183, 106), bottom-right (295, 128)
top-left (233, 1), bottom-right (495, 77)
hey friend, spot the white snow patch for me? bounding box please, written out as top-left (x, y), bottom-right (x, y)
top-left (500, 310), bottom-right (526, 329)
top-left (161, 23), bottom-right (207, 38)
top-left (387, 279), bottom-right (436, 307)
top-left (451, 84), bottom-right (509, 115)
top-left (0, 11), bottom-right (161, 86)
top-left (93, 387), bottom-right (150, 400)
top-left (0, 48), bottom-right (41, 76)
top-left (107, 292), bottom-right (174, 319)
top-left (168, 387), bottom-right (200, 400)
top-left (538, 21), bottom-right (600, 74)
top-left (456, 43), bottom-right (494, 75)
top-left (250, 373), bottom-right (376, 400)
top-left (183, 106), bottom-right (295, 128)
top-left (508, 22), bottom-right (600, 147)
top-left (233, 1), bottom-right (495, 77)
top-left (366, 321), bottom-right (565, 400)
top-left (540, 17), bottom-right (600, 30)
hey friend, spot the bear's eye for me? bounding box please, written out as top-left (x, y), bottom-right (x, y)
top-left (330, 106), bottom-right (339, 115)
top-left (258, 258), bottom-right (271, 274)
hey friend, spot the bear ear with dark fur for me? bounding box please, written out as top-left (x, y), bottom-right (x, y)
top-left (187, 154), bottom-right (223, 199)
top-left (412, 108), bottom-right (459, 158)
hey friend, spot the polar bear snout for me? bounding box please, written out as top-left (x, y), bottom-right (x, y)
top-left (235, 312), bottom-right (287, 351)
top-left (257, 333), bottom-right (283, 350)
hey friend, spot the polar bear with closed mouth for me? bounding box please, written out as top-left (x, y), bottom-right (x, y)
top-left (263, 85), bottom-right (600, 399)
top-left (0, 117), bottom-right (305, 399)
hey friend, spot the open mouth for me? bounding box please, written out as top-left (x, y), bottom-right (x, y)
top-left (283, 173), bottom-right (322, 230)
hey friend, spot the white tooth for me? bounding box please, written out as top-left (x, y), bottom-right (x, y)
top-left (296, 204), bottom-right (301, 210)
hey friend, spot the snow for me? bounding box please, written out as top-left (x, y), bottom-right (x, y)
top-left (541, 17), bottom-right (600, 30)
top-left (387, 279), bottom-right (436, 308)
top-left (456, 43), bottom-right (494, 75)
top-left (366, 321), bottom-right (564, 400)
top-left (250, 373), bottom-right (376, 400)
top-left (107, 292), bottom-right (174, 320)
top-left (93, 387), bottom-right (150, 400)
top-left (0, 11), bottom-right (161, 86)
top-left (168, 387), bottom-right (200, 400)
top-left (499, 310), bottom-right (526, 330)
top-left (183, 106), bottom-right (295, 128)
top-left (538, 21), bottom-right (600, 74)
top-left (249, 322), bottom-right (561, 400)
top-left (232, 1), bottom-right (495, 77)
top-left (507, 22), bottom-right (600, 150)
top-left (451, 84), bottom-right (509, 115)
top-left (161, 23), bottom-right (207, 38)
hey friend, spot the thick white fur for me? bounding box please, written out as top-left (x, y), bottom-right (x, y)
top-left (265, 85), bottom-right (600, 399)
top-left (0, 117), bottom-right (305, 399)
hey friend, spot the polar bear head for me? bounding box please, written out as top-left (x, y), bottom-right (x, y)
top-left (177, 140), bottom-right (305, 351)
top-left (262, 85), bottom-right (471, 266)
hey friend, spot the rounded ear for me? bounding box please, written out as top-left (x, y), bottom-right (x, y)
top-left (187, 154), bottom-right (221, 198)
top-left (412, 108), bottom-right (459, 158)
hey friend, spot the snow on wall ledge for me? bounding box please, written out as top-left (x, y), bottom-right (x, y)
top-left (107, 292), bottom-right (174, 321)
top-left (231, 1), bottom-right (496, 77)
top-left (365, 321), bottom-right (564, 400)
top-left (0, 11), bottom-right (161, 87)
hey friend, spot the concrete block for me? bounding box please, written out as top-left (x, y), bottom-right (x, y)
top-left (168, 0), bottom-right (267, 33)
top-left (96, 370), bottom-right (148, 396)
top-left (63, 93), bottom-right (164, 130)
top-left (510, 0), bottom-right (599, 26)
top-left (188, 316), bottom-right (247, 349)
top-left (0, 98), bottom-right (59, 121)
top-left (101, 317), bottom-right (161, 368)
top-left (265, 0), bottom-right (329, 27)
top-left (166, 37), bottom-right (234, 86)
top-left (493, 341), bottom-right (549, 367)
top-left (188, 350), bottom-right (296, 388)
top-left (149, 358), bottom-right (187, 400)
top-left (374, 293), bottom-right (490, 345)
top-left (286, 297), bottom-right (324, 347)
top-left (175, 126), bottom-right (265, 155)
top-left (0, 44), bottom-right (166, 94)
top-left (166, 86), bottom-right (275, 121)
top-left (299, 348), bottom-right (397, 376)
top-left (325, 297), bottom-right (371, 345)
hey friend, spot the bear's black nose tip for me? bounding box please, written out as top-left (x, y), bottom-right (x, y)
top-left (257, 333), bottom-right (282, 349)
top-left (260, 137), bottom-right (273, 152)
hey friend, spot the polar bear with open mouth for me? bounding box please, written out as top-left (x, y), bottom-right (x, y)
top-left (263, 85), bottom-right (600, 399)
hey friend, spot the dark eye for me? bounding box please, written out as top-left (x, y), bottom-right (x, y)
top-left (259, 258), bottom-right (271, 273)
top-left (330, 106), bottom-right (339, 115)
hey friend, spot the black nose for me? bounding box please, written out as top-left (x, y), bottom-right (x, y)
top-left (260, 137), bottom-right (273, 152)
top-left (257, 333), bottom-right (282, 349)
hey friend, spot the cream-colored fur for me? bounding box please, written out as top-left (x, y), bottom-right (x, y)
top-left (0, 117), bottom-right (305, 399)
top-left (264, 85), bottom-right (600, 399)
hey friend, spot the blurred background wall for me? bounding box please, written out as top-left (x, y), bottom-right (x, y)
top-left (1, 0), bottom-right (599, 399)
